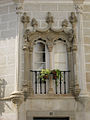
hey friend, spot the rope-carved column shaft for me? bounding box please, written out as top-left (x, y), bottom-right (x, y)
top-left (75, 3), bottom-right (87, 95)
top-left (69, 12), bottom-right (81, 97)
top-left (29, 48), bottom-right (34, 95)
top-left (23, 44), bottom-right (30, 96)
top-left (67, 48), bottom-right (74, 94)
top-left (21, 13), bottom-right (34, 95)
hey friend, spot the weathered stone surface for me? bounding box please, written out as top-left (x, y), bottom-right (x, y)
top-left (0, 1), bottom-right (90, 120)
top-left (84, 37), bottom-right (90, 44)
top-left (84, 29), bottom-right (90, 35)
top-left (87, 84), bottom-right (90, 92)
top-left (1, 29), bottom-right (16, 39)
top-left (86, 64), bottom-right (90, 71)
top-left (1, 13), bottom-right (17, 22)
top-left (83, 22), bottom-right (90, 28)
top-left (40, 3), bottom-right (58, 11)
top-left (85, 45), bottom-right (90, 53)
top-left (86, 72), bottom-right (90, 82)
top-left (0, 23), bottom-right (7, 31)
top-left (0, 6), bottom-right (8, 15)
top-left (8, 4), bottom-right (16, 13)
top-left (85, 55), bottom-right (90, 63)
top-left (83, 13), bottom-right (90, 21)
top-left (58, 3), bottom-right (75, 11)
top-left (84, 5), bottom-right (90, 12)
top-left (24, 3), bottom-right (40, 11)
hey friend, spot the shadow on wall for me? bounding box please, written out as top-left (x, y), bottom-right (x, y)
top-left (0, 79), bottom-right (7, 115)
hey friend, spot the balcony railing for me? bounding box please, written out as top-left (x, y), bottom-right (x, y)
top-left (30, 70), bottom-right (70, 95)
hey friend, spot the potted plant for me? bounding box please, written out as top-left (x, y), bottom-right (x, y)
top-left (40, 69), bottom-right (51, 82)
top-left (51, 69), bottom-right (61, 80)
top-left (40, 69), bottom-right (61, 82)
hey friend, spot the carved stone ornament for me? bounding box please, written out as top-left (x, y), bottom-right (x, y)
top-left (31, 18), bottom-right (38, 31)
top-left (21, 12), bottom-right (30, 28)
top-left (46, 12), bottom-right (54, 28)
top-left (10, 91), bottom-right (24, 107)
top-left (69, 12), bottom-right (77, 25)
top-left (75, 4), bottom-right (83, 14)
top-left (22, 12), bottom-right (77, 51)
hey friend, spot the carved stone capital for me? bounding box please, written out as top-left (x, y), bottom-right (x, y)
top-left (67, 47), bottom-right (72, 52)
top-left (48, 46), bottom-right (53, 52)
top-left (23, 44), bottom-right (29, 51)
top-left (46, 40), bottom-right (53, 52)
top-left (29, 46), bottom-right (33, 53)
top-left (21, 13), bottom-right (30, 29)
top-left (72, 45), bottom-right (77, 51)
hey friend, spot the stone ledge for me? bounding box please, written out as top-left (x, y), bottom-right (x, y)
top-left (27, 94), bottom-right (74, 99)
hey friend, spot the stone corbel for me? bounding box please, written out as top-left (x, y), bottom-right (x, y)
top-left (10, 91), bottom-right (24, 107)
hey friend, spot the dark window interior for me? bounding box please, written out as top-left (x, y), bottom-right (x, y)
top-left (34, 117), bottom-right (69, 120)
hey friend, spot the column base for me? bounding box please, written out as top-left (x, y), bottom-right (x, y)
top-left (74, 84), bottom-right (81, 99)
top-left (48, 88), bottom-right (54, 94)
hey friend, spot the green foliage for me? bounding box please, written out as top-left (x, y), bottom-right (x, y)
top-left (40, 69), bottom-right (62, 82)
top-left (40, 69), bottom-right (51, 81)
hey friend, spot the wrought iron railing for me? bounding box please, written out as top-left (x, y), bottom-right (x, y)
top-left (30, 70), bottom-right (70, 95)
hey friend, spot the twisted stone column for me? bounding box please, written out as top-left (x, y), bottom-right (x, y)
top-left (73, 0), bottom-right (87, 96)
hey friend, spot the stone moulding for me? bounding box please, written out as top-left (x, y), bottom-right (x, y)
top-left (21, 12), bottom-right (81, 99)
top-left (22, 12), bottom-right (74, 51)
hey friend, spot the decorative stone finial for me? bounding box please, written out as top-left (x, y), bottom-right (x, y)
top-left (62, 19), bottom-right (68, 28)
top-left (46, 12), bottom-right (54, 28)
top-left (21, 12), bottom-right (30, 29)
top-left (69, 12), bottom-right (77, 25)
top-left (31, 18), bottom-right (38, 31)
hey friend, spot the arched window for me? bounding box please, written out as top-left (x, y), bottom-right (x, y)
top-left (33, 42), bottom-right (49, 70)
top-left (53, 41), bottom-right (68, 70)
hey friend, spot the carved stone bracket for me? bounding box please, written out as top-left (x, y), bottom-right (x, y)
top-left (10, 91), bottom-right (24, 107)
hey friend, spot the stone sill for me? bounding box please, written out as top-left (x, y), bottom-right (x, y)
top-left (27, 94), bottom-right (74, 100)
